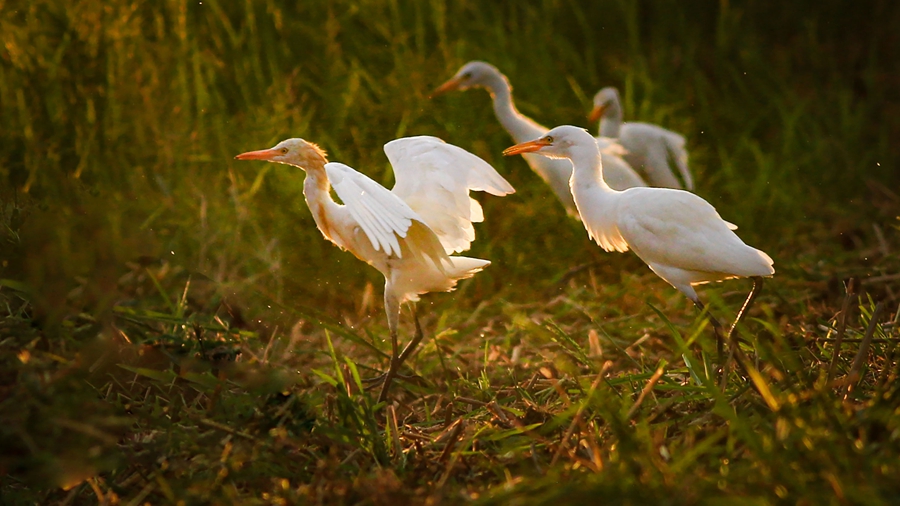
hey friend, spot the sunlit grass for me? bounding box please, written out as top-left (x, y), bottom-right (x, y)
top-left (1, 0), bottom-right (899, 504)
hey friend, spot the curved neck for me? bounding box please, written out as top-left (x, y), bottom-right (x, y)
top-left (599, 100), bottom-right (623, 138)
top-left (482, 72), bottom-right (547, 143)
top-left (292, 155), bottom-right (339, 240)
top-left (569, 142), bottom-right (612, 193)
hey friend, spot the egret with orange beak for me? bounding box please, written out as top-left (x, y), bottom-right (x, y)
top-left (504, 126), bottom-right (773, 373)
top-left (432, 61), bottom-right (646, 218)
top-left (237, 136), bottom-right (514, 402)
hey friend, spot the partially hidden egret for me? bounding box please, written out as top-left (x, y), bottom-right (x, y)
top-left (236, 136), bottom-right (514, 401)
top-left (590, 87), bottom-right (694, 190)
top-left (432, 61), bottom-right (646, 218)
top-left (503, 126), bottom-right (773, 369)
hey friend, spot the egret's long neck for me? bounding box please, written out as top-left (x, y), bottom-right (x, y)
top-left (599, 100), bottom-right (624, 138)
top-left (298, 157), bottom-right (339, 241)
top-left (483, 73), bottom-right (547, 143)
top-left (569, 142), bottom-right (613, 195)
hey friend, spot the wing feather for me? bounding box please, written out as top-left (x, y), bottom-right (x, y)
top-left (617, 189), bottom-right (770, 276)
top-left (385, 136), bottom-right (515, 253)
top-left (325, 162), bottom-right (423, 258)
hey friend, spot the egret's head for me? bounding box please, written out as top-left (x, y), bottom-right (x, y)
top-left (588, 86), bottom-right (621, 123)
top-left (502, 125), bottom-right (594, 160)
top-left (430, 61), bottom-right (504, 97)
top-left (235, 138), bottom-right (328, 170)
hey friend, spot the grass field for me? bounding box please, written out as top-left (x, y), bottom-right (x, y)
top-left (2, 0), bottom-right (899, 504)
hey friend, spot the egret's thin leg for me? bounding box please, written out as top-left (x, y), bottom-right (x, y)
top-left (378, 292), bottom-right (402, 403)
top-left (692, 298), bottom-right (726, 383)
top-left (378, 303), bottom-right (427, 402)
top-left (722, 277), bottom-right (764, 383)
top-left (726, 277), bottom-right (764, 343)
top-left (397, 304), bottom-right (425, 366)
top-left (377, 333), bottom-right (401, 403)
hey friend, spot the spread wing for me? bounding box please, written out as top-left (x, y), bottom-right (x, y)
top-left (324, 162), bottom-right (447, 269)
top-left (385, 136), bottom-right (515, 254)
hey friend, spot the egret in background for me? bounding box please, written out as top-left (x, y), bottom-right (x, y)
top-left (503, 126), bottom-right (773, 373)
top-left (432, 61), bottom-right (646, 218)
top-left (590, 87), bottom-right (694, 190)
top-left (236, 136), bottom-right (514, 401)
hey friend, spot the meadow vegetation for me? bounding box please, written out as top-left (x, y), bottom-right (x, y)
top-left (1, 0), bottom-right (899, 504)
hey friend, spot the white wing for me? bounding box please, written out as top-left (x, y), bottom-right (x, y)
top-left (617, 188), bottom-right (772, 276)
top-left (621, 123), bottom-right (693, 190)
top-left (325, 162), bottom-right (421, 258)
top-left (386, 136), bottom-right (515, 253)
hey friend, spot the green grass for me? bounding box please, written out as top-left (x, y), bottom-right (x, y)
top-left (1, 0), bottom-right (899, 504)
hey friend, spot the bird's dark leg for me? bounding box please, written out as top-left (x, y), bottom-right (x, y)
top-left (692, 297), bottom-right (726, 384)
top-left (377, 293), bottom-right (403, 403)
top-left (377, 332), bottom-right (401, 403)
top-left (722, 277), bottom-right (764, 383)
top-left (397, 304), bottom-right (425, 366)
top-left (377, 303), bottom-right (426, 403)
top-left (726, 277), bottom-right (764, 343)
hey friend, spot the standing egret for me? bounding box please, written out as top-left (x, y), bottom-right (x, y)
top-left (503, 126), bottom-right (773, 369)
top-left (432, 61), bottom-right (646, 218)
top-left (590, 87), bottom-right (694, 190)
top-left (236, 136), bottom-right (514, 401)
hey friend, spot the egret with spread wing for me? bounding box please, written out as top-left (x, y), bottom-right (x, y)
top-left (432, 61), bottom-right (646, 218)
top-left (236, 136), bottom-right (514, 401)
top-left (590, 87), bottom-right (694, 190)
top-left (504, 126), bottom-right (773, 374)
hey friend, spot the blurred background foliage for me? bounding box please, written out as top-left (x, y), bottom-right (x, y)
top-left (1, 0), bottom-right (899, 503)
top-left (1, 0), bottom-right (896, 322)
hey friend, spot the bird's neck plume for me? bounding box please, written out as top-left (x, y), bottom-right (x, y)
top-left (299, 142), bottom-right (328, 174)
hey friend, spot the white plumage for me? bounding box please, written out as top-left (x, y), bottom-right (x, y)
top-left (386, 136), bottom-right (514, 254)
top-left (590, 87), bottom-right (694, 190)
top-left (432, 61), bottom-right (646, 218)
top-left (503, 126), bottom-right (773, 353)
top-left (236, 136), bottom-right (514, 401)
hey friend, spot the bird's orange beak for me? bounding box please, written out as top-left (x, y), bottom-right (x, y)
top-left (429, 77), bottom-right (462, 99)
top-left (588, 104), bottom-right (607, 124)
top-left (234, 148), bottom-right (279, 161)
top-left (502, 138), bottom-right (552, 156)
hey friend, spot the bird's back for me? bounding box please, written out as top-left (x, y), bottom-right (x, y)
top-left (615, 188), bottom-right (773, 279)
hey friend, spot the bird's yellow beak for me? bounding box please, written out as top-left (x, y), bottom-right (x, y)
top-left (588, 104), bottom-right (607, 124)
top-left (429, 77), bottom-right (462, 99)
top-left (234, 148), bottom-right (279, 161)
top-left (502, 138), bottom-right (552, 156)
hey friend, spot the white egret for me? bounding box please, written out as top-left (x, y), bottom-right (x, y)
top-left (590, 87), bottom-right (693, 190)
top-left (503, 126), bottom-right (773, 367)
top-left (432, 61), bottom-right (646, 218)
top-left (236, 136), bottom-right (514, 401)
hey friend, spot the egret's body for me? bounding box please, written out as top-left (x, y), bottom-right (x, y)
top-left (590, 87), bottom-right (693, 190)
top-left (236, 136), bottom-right (514, 400)
top-left (433, 61), bottom-right (646, 217)
top-left (504, 126), bottom-right (773, 363)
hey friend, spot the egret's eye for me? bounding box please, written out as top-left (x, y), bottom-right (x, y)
top-left (462, 72), bottom-right (472, 79)
top-left (280, 147), bottom-right (289, 154)
top-left (544, 136), bottom-right (554, 144)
